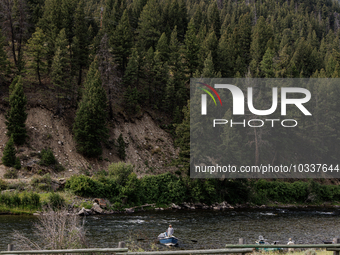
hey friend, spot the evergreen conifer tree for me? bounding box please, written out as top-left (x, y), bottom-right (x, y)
top-left (1, 136), bottom-right (17, 167)
top-left (111, 10), bottom-right (133, 73)
top-left (26, 27), bottom-right (46, 86)
top-left (73, 59), bottom-right (108, 157)
top-left (175, 101), bottom-right (190, 174)
top-left (51, 29), bottom-right (71, 113)
top-left (155, 32), bottom-right (169, 63)
top-left (250, 16), bottom-right (272, 65)
top-left (0, 30), bottom-right (9, 81)
top-left (184, 18), bottom-right (200, 77)
top-left (5, 76), bottom-right (28, 145)
top-left (136, 0), bottom-right (162, 50)
top-left (123, 48), bottom-right (140, 86)
top-left (117, 134), bottom-right (126, 160)
top-left (201, 51), bottom-right (221, 77)
top-left (207, 2), bottom-right (221, 38)
top-left (72, 0), bottom-right (89, 85)
top-left (260, 47), bottom-right (275, 78)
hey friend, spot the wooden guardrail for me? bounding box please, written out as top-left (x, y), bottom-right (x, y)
top-left (116, 249), bottom-right (254, 255)
top-left (1, 242), bottom-right (253, 255)
top-left (4, 238), bottom-right (340, 255)
top-left (0, 248), bottom-right (253, 255)
top-left (226, 237), bottom-right (340, 255)
top-left (0, 248), bottom-right (129, 255)
top-left (226, 244), bottom-right (340, 248)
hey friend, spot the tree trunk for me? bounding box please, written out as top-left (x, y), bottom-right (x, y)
top-left (78, 68), bottom-right (82, 85)
top-left (37, 62), bottom-right (42, 86)
top-left (254, 128), bottom-right (259, 166)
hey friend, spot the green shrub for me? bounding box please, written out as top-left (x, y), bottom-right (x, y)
top-left (11, 193), bottom-right (21, 207)
top-left (140, 172), bottom-right (186, 205)
top-left (48, 192), bottom-right (65, 209)
top-left (80, 201), bottom-right (92, 209)
top-left (66, 175), bottom-right (104, 197)
top-left (31, 174), bottom-right (52, 191)
top-left (14, 158), bottom-right (21, 169)
top-left (4, 168), bottom-right (18, 179)
top-left (21, 192), bottom-right (30, 208)
top-left (53, 163), bottom-right (65, 172)
top-left (2, 136), bottom-right (17, 167)
top-left (0, 179), bottom-right (8, 190)
top-left (39, 148), bottom-right (56, 166)
top-left (108, 162), bottom-right (133, 185)
top-left (30, 192), bottom-right (41, 208)
top-left (0, 191), bottom-right (41, 209)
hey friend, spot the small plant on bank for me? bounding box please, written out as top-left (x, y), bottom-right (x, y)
top-left (0, 179), bottom-right (8, 190)
top-left (39, 148), bottom-right (64, 172)
top-left (4, 168), bottom-right (18, 179)
top-left (0, 191), bottom-right (41, 210)
top-left (80, 201), bottom-right (92, 209)
top-left (48, 192), bottom-right (65, 209)
top-left (39, 148), bottom-right (56, 166)
top-left (2, 136), bottom-right (18, 168)
top-left (30, 174), bottom-right (52, 191)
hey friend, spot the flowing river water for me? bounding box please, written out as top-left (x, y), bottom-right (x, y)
top-left (1, 208), bottom-right (340, 251)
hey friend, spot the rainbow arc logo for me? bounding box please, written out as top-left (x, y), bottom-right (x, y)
top-left (197, 82), bottom-right (222, 106)
top-left (197, 82), bottom-right (222, 115)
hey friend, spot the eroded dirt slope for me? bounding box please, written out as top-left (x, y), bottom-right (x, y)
top-left (0, 107), bottom-right (178, 179)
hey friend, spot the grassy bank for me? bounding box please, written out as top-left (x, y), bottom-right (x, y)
top-left (2, 163), bottom-right (340, 214)
top-left (63, 163), bottom-right (340, 207)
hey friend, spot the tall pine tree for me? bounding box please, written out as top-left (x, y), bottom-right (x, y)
top-left (26, 27), bottom-right (47, 86)
top-left (111, 9), bottom-right (133, 73)
top-left (5, 76), bottom-right (28, 145)
top-left (136, 0), bottom-right (162, 50)
top-left (184, 18), bottom-right (200, 77)
top-left (73, 59), bottom-right (108, 157)
top-left (0, 29), bottom-right (9, 82)
top-left (72, 0), bottom-right (89, 85)
top-left (51, 29), bottom-right (71, 113)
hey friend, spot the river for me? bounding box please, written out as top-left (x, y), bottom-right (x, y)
top-left (1, 208), bottom-right (340, 251)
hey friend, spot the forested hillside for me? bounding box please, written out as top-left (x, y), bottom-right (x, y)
top-left (1, 0), bottom-right (340, 173)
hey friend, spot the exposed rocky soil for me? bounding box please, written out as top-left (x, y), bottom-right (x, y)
top-left (0, 106), bottom-right (178, 180)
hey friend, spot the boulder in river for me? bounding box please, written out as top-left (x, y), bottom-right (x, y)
top-left (93, 198), bottom-right (107, 209)
top-left (92, 203), bottom-right (103, 214)
top-left (171, 203), bottom-right (181, 209)
top-left (125, 208), bottom-right (135, 213)
top-left (78, 207), bottom-right (91, 216)
top-left (182, 202), bottom-right (191, 209)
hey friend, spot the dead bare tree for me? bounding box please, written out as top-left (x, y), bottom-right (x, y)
top-left (0, 0), bottom-right (29, 72)
top-left (13, 208), bottom-right (88, 250)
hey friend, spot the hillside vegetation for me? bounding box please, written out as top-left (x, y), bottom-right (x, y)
top-left (1, 0), bottom-right (340, 207)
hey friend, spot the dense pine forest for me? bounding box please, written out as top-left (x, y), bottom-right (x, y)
top-left (1, 0), bottom-right (340, 207)
top-left (1, 0), bottom-right (340, 160)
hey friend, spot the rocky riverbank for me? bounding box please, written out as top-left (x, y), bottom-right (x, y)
top-left (29, 199), bottom-right (340, 217)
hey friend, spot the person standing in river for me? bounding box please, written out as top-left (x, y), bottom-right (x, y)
top-left (167, 224), bottom-right (174, 236)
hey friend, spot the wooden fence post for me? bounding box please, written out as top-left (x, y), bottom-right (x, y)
top-left (333, 238), bottom-right (340, 255)
top-left (238, 238), bottom-right (245, 255)
top-left (7, 244), bottom-right (14, 251)
top-left (118, 242), bottom-right (126, 249)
